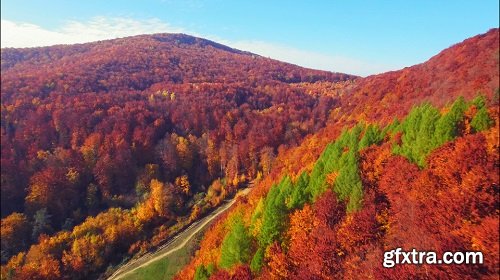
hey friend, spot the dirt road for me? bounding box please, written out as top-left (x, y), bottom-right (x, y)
top-left (107, 187), bottom-right (251, 280)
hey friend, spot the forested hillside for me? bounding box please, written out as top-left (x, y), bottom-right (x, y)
top-left (0, 27), bottom-right (498, 280)
top-left (0, 34), bottom-right (355, 279)
top-left (176, 96), bottom-right (498, 280)
top-left (174, 29), bottom-right (499, 280)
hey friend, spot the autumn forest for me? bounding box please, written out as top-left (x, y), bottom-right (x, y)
top-left (1, 28), bottom-right (499, 280)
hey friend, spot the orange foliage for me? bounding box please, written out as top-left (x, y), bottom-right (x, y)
top-left (266, 242), bottom-right (290, 279)
top-left (2, 28), bottom-right (499, 280)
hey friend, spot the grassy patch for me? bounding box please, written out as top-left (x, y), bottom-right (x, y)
top-left (121, 224), bottom-right (207, 280)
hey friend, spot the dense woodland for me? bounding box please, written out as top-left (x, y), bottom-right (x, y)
top-left (176, 96), bottom-right (498, 280)
top-left (0, 33), bottom-right (354, 279)
top-left (1, 28), bottom-right (499, 280)
top-left (175, 29), bottom-right (499, 280)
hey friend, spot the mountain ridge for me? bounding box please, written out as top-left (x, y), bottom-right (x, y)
top-left (1, 33), bottom-right (356, 95)
top-left (0, 28), bottom-right (498, 280)
top-left (337, 28), bottom-right (499, 122)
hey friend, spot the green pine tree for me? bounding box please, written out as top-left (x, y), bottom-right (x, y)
top-left (359, 124), bottom-right (383, 150)
top-left (259, 181), bottom-right (289, 247)
top-left (471, 107), bottom-right (494, 132)
top-left (434, 96), bottom-right (466, 145)
top-left (219, 217), bottom-right (252, 269)
top-left (194, 265), bottom-right (210, 280)
top-left (287, 171), bottom-right (309, 210)
top-left (250, 247), bottom-right (264, 273)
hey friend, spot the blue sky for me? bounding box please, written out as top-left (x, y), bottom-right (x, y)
top-left (1, 0), bottom-right (499, 76)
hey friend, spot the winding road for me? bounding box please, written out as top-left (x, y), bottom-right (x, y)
top-left (107, 186), bottom-right (252, 280)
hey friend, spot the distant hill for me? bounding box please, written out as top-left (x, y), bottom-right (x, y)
top-left (1, 33), bottom-right (355, 96)
top-left (339, 28), bottom-right (499, 122)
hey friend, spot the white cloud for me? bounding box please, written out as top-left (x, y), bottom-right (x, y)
top-left (1, 17), bottom-right (398, 76)
top-left (1, 17), bottom-right (185, 48)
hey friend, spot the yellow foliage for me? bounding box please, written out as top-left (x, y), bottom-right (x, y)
top-left (256, 171), bottom-right (263, 181)
top-left (189, 205), bottom-right (201, 222)
top-left (175, 175), bottom-right (191, 195)
top-left (6, 252), bottom-right (26, 270)
top-left (66, 168), bottom-right (80, 184)
top-left (239, 174), bottom-right (246, 182)
top-left (175, 136), bottom-right (193, 169)
top-left (232, 175), bottom-right (239, 187)
top-left (36, 150), bottom-right (50, 160)
top-left (151, 179), bottom-right (169, 217)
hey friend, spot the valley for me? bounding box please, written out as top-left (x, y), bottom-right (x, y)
top-left (1, 28), bottom-right (498, 280)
